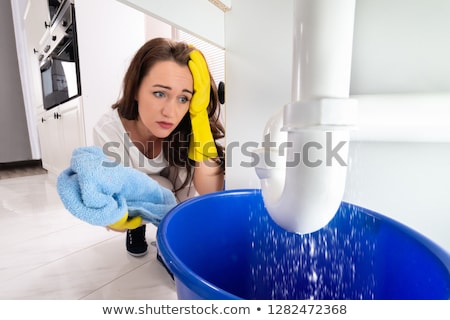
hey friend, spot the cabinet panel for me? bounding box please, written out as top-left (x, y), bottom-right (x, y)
top-left (59, 100), bottom-right (86, 170)
top-left (24, 0), bottom-right (50, 53)
top-left (36, 97), bottom-right (86, 175)
top-left (37, 110), bottom-right (63, 174)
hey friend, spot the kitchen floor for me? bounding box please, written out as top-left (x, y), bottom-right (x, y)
top-left (0, 168), bottom-right (177, 300)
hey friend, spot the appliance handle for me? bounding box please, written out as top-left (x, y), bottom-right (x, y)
top-left (40, 57), bottom-right (53, 72)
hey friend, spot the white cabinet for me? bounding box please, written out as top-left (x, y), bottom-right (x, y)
top-left (22, 0), bottom-right (50, 110)
top-left (23, 0), bottom-right (51, 54)
top-left (21, 0), bottom-right (86, 175)
top-left (37, 97), bottom-right (86, 176)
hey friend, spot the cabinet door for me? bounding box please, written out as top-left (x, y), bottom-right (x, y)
top-left (59, 99), bottom-right (86, 171)
top-left (23, 0), bottom-right (51, 53)
top-left (37, 110), bottom-right (63, 175)
top-left (37, 98), bottom-right (86, 176)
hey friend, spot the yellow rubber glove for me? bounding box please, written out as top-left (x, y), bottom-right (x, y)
top-left (108, 212), bottom-right (142, 231)
top-left (188, 50), bottom-right (218, 161)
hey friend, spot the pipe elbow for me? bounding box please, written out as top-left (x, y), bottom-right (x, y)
top-left (257, 128), bottom-right (351, 235)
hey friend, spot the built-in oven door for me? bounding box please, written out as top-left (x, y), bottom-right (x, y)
top-left (40, 56), bottom-right (79, 110)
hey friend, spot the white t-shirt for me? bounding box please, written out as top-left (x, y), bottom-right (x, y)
top-left (93, 108), bottom-right (197, 202)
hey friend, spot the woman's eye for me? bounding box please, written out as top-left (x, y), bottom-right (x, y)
top-left (153, 91), bottom-right (165, 98)
top-left (178, 96), bottom-right (189, 103)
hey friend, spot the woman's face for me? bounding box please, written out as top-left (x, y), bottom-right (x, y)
top-left (136, 60), bottom-right (193, 138)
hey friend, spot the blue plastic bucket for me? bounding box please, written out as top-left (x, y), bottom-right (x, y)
top-left (157, 189), bottom-right (450, 299)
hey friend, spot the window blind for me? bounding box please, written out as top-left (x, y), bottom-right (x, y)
top-left (175, 29), bottom-right (225, 86)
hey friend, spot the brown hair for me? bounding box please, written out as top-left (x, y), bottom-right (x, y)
top-left (112, 37), bottom-right (225, 190)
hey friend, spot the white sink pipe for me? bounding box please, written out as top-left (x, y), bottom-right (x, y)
top-left (255, 0), bottom-right (358, 234)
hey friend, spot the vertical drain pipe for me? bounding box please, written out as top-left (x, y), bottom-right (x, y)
top-left (256, 0), bottom-right (358, 234)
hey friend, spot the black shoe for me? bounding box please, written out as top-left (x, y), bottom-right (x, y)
top-left (126, 225), bottom-right (148, 257)
top-left (156, 252), bottom-right (174, 281)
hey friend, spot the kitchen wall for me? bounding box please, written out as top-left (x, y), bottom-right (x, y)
top-left (74, 0), bottom-right (146, 146)
top-left (0, 0), bottom-right (32, 163)
top-left (351, 0), bottom-right (450, 95)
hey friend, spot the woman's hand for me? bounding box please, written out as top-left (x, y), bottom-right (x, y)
top-left (188, 50), bottom-right (211, 115)
top-left (106, 226), bottom-right (127, 233)
top-left (188, 50), bottom-right (218, 161)
top-left (107, 212), bottom-right (142, 232)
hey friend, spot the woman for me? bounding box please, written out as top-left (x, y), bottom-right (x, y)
top-left (93, 38), bottom-right (225, 258)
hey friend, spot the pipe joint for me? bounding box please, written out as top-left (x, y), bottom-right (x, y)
top-left (283, 98), bottom-right (358, 132)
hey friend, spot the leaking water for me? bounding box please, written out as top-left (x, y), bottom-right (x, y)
top-left (248, 199), bottom-right (378, 299)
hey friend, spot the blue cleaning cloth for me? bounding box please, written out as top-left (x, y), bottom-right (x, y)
top-left (56, 146), bottom-right (177, 227)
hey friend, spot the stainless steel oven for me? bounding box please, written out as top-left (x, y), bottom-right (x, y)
top-left (39, 0), bottom-right (81, 110)
top-left (48, 0), bottom-right (65, 25)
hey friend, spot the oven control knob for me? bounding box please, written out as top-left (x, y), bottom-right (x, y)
top-left (52, 35), bottom-right (57, 41)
